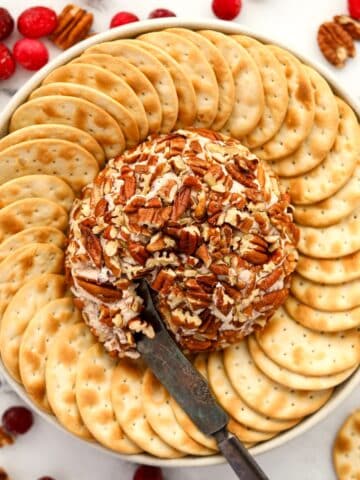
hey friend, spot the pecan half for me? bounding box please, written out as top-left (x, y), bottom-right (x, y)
top-left (76, 278), bottom-right (122, 302)
top-left (334, 15), bottom-right (360, 40)
top-left (317, 22), bottom-right (355, 67)
top-left (50, 4), bottom-right (93, 50)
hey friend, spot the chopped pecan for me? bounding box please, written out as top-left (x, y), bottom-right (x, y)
top-left (242, 250), bottom-right (269, 265)
top-left (80, 224), bottom-right (102, 268)
top-left (195, 243), bottom-right (212, 268)
top-left (0, 427), bottom-right (14, 448)
top-left (178, 229), bottom-right (199, 255)
top-left (258, 268), bottom-right (282, 290)
top-left (128, 241), bottom-right (149, 265)
top-left (317, 22), bottom-right (355, 67)
top-left (76, 278), bottom-right (122, 303)
top-left (171, 186), bottom-right (192, 221)
top-left (50, 4), bottom-right (93, 50)
top-left (152, 269), bottom-right (175, 294)
top-left (334, 15), bottom-right (360, 40)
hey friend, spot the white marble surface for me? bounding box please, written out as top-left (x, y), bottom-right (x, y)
top-left (0, 0), bottom-right (359, 479)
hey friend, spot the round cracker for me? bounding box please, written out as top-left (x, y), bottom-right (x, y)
top-left (0, 124), bottom-right (104, 166)
top-left (86, 40), bottom-right (178, 133)
top-left (291, 273), bottom-right (360, 311)
top-left (270, 67), bottom-right (339, 177)
top-left (199, 30), bottom-right (264, 138)
top-left (248, 336), bottom-right (357, 391)
top-left (333, 410), bottom-right (360, 480)
top-left (30, 82), bottom-right (139, 148)
top-left (256, 307), bottom-right (360, 376)
top-left (224, 341), bottom-right (333, 420)
top-left (285, 295), bottom-right (360, 333)
top-left (73, 53), bottom-right (162, 134)
top-left (0, 243), bottom-right (64, 319)
top-left (296, 251), bottom-right (360, 284)
top-left (111, 359), bottom-right (183, 458)
top-left (142, 369), bottom-right (213, 455)
top-left (0, 139), bottom-right (98, 195)
top-left (283, 98), bottom-right (359, 204)
top-left (297, 206), bottom-right (360, 259)
top-left (19, 297), bottom-right (81, 412)
top-left (0, 175), bottom-right (75, 212)
top-left (167, 28), bottom-right (234, 130)
top-left (0, 227), bottom-right (66, 263)
top-left (293, 164), bottom-right (360, 228)
top-left (233, 35), bottom-right (289, 148)
top-left (10, 96), bottom-right (125, 160)
top-left (207, 351), bottom-right (300, 432)
top-left (253, 45), bottom-right (315, 161)
top-left (76, 344), bottom-right (141, 453)
top-left (227, 419), bottom-right (276, 444)
top-left (45, 322), bottom-right (95, 440)
top-left (43, 63), bottom-right (147, 141)
top-left (0, 198), bottom-right (68, 244)
top-left (0, 274), bottom-right (69, 382)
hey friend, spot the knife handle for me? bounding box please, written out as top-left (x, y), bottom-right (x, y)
top-left (216, 430), bottom-right (270, 480)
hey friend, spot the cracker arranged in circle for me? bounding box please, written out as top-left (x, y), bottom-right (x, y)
top-left (227, 419), bottom-right (276, 444)
top-left (233, 35), bottom-right (289, 148)
top-left (296, 251), bottom-right (360, 285)
top-left (285, 295), bottom-right (360, 333)
top-left (297, 207), bottom-right (360, 259)
top-left (0, 274), bottom-right (69, 382)
top-left (142, 369), bottom-right (214, 455)
top-left (256, 307), bottom-right (360, 376)
top-left (248, 336), bottom-right (357, 391)
top-left (43, 63), bottom-right (146, 141)
top-left (86, 40), bottom-right (178, 133)
top-left (76, 344), bottom-right (141, 453)
top-left (0, 138), bottom-right (99, 194)
top-left (0, 175), bottom-right (75, 212)
top-left (224, 341), bottom-right (333, 420)
top-left (291, 273), bottom-right (360, 311)
top-left (10, 96), bottom-right (124, 160)
top-left (19, 297), bottom-right (81, 412)
top-left (138, 31), bottom-right (219, 128)
top-left (0, 124), bottom-right (105, 166)
top-left (293, 164), bottom-right (360, 228)
top-left (111, 359), bottom-right (183, 458)
top-left (167, 28), bottom-right (234, 130)
top-left (73, 53), bottom-right (162, 134)
top-left (270, 67), bottom-right (339, 177)
top-left (45, 322), bottom-right (95, 440)
top-left (0, 198), bottom-right (68, 244)
top-left (333, 409), bottom-right (360, 480)
top-left (253, 46), bottom-right (315, 161)
top-left (199, 30), bottom-right (264, 138)
top-left (283, 98), bottom-right (359, 204)
top-left (31, 83), bottom-right (139, 148)
top-left (0, 243), bottom-right (64, 320)
top-left (207, 351), bottom-right (299, 432)
top-left (0, 227), bottom-right (66, 263)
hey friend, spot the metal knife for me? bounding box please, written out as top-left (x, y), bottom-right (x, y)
top-left (135, 278), bottom-right (270, 480)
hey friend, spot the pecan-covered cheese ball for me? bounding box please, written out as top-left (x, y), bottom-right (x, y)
top-left (66, 129), bottom-right (299, 358)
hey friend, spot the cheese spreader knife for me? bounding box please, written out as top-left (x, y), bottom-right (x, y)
top-left (135, 279), bottom-right (270, 480)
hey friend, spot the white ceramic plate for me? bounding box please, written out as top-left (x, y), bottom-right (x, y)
top-left (0, 18), bottom-right (359, 468)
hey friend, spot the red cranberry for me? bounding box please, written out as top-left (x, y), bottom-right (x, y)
top-left (148, 8), bottom-right (176, 19)
top-left (212, 0), bottom-right (242, 20)
top-left (13, 38), bottom-right (49, 71)
top-left (0, 43), bottom-right (16, 80)
top-left (0, 8), bottom-right (14, 41)
top-left (133, 465), bottom-right (164, 480)
top-left (2, 406), bottom-right (33, 435)
top-left (348, 0), bottom-right (360, 19)
top-left (17, 6), bottom-right (57, 38)
top-left (110, 12), bottom-right (140, 28)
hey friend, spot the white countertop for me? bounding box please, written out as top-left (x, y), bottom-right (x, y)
top-left (0, 0), bottom-right (359, 478)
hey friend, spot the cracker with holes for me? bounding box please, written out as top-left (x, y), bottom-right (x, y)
top-left (270, 67), bottom-right (339, 177)
top-left (19, 297), bottom-right (81, 412)
top-left (73, 53), bottom-right (162, 134)
top-left (224, 341), bottom-right (333, 420)
top-left (256, 307), bottom-right (360, 376)
top-left (45, 322), bottom-right (96, 439)
top-left (10, 96), bottom-right (124, 159)
top-left (138, 31), bottom-right (219, 128)
top-left (111, 359), bottom-right (183, 458)
top-left (0, 175), bottom-right (75, 211)
top-left (333, 409), bottom-right (360, 480)
top-left (76, 344), bottom-right (141, 453)
top-left (199, 30), bottom-right (264, 137)
top-left (86, 40), bottom-right (178, 133)
top-left (0, 274), bottom-right (69, 382)
top-left (0, 124), bottom-right (105, 166)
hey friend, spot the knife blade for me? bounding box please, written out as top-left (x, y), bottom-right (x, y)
top-left (135, 278), bottom-right (270, 480)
